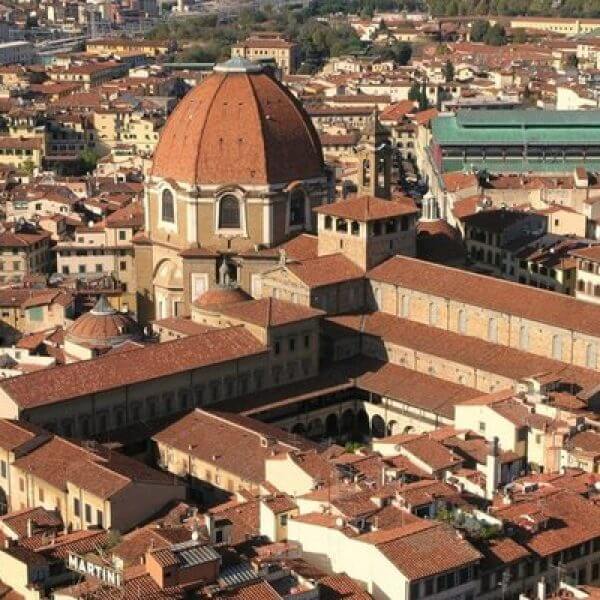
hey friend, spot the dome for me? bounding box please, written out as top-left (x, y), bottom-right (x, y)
top-left (193, 286), bottom-right (251, 309)
top-left (66, 296), bottom-right (142, 348)
top-left (151, 59), bottom-right (324, 186)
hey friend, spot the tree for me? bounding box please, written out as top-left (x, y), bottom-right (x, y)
top-left (78, 148), bottom-right (99, 174)
top-left (512, 28), bottom-right (528, 43)
top-left (484, 23), bottom-right (507, 45)
top-left (564, 53), bottom-right (578, 69)
top-left (443, 60), bottom-right (455, 82)
top-left (419, 81), bottom-right (429, 110)
top-left (408, 81), bottom-right (421, 102)
top-left (470, 19), bottom-right (490, 42)
top-left (21, 160), bottom-right (35, 176)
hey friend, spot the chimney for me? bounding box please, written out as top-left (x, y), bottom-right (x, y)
top-left (486, 436), bottom-right (500, 501)
top-left (537, 577), bottom-right (547, 600)
top-left (26, 518), bottom-right (33, 538)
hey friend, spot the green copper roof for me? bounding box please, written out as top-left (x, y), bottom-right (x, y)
top-left (433, 111), bottom-right (600, 147)
top-left (456, 109), bottom-right (600, 128)
top-left (441, 157), bottom-right (600, 174)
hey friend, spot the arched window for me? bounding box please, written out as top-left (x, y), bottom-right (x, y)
top-left (458, 309), bottom-right (467, 334)
top-left (488, 318), bottom-right (498, 343)
top-left (587, 343), bottom-right (597, 369)
top-left (161, 189), bottom-right (174, 223)
top-left (519, 325), bottom-right (529, 350)
top-left (552, 335), bottom-right (562, 360)
top-left (289, 189), bottom-right (306, 228)
top-left (219, 194), bottom-right (240, 229)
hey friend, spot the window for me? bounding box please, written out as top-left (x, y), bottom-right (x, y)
top-left (274, 341), bottom-right (281, 355)
top-left (179, 389), bottom-right (189, 410)
top-left (95, 264), bottom-right (103, 273)
top-left (552, 335), bottom-right (562, 360)
top-left (487, 318), bottom-right (498, 343)
top-left (85, 503), bottom-right (91, 522)
top-left (289, 338), bottom-right (296, 352)
top-left (324, 215), bottom-right (332, 230)
top-left (280, 514), bottom-right (288, 526)
top-left (118, 230), bottom-right (126, 241)
top-left (289, 188), bottom-right (305, 227)
top-left (587, 343), bottom-right (597, 369)
top-left (219, 194), bottom-right (240, 229)
top-left (38, 487), bottom-right (44, 502)
top-left (401, 295), bottom-right (410, 318)
top-left (0, 460), bottom-right (5, 478)
top-left (458, 309), bottom-right (467, 334)
top-left (519, 325), bottom-right (529, 350)
top-left (428, 302), bottom-right (438, 325)
top-left (161, 189), bottom-right (175, 223)
top-left (479, 421), bottom-right (486, 433)
top-left (120, 261), bottom-right (126, 271)
top-left (96, 509), bottom-right (103, 527)
top-left (73, 497), bottom-right (80, 517)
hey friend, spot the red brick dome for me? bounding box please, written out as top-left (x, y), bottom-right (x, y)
top-left (66, 296), bottom-right (142, 348)
top-left (151, 59), bottom-right (324, 186)
top-left (194, 286), bottom-right (251, 309)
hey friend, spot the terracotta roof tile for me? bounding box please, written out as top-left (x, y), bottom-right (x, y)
top-left (287, 253), bottom-right (364, 288)
top-left (152, 70), bottom-right (323, 185)
top-left (218, 297), bottom-right (323, 327)
top-left (154, 410), bottom-right (316, 484)
top-left (0, 326), bottom-right (267, 409)
top-left (367, 255), bottom-right (600, 341)
top-left (314, 195), bottom-right (417, 221)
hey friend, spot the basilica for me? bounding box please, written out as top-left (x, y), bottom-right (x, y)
top-left (134, 57), bottom-right (398, 323)
top-left (134, 58), bottom-right (331, 323)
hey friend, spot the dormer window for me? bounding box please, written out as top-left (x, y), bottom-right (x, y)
top-left (324, 215), bottom-right (333, 230)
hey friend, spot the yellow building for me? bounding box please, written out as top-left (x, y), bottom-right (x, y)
top-left (0, 419), bottom-right (185, 532)
top-left (231, 35), bottom-right (299, 75)
top-left (86, 38), bottom-right (177, 58)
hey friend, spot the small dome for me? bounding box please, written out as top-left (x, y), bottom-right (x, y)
top-left (151, 60), bottom-right (324, 186)
top-left (66, 296), bottom-right (142, 349)
top-left (194, 287), bottom-right (251, 309)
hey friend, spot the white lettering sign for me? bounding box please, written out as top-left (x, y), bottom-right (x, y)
top-left (67, 553), bottom-right (122, 587)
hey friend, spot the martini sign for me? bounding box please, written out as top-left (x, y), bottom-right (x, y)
top-left (67, 553), bottom-right (123, 587)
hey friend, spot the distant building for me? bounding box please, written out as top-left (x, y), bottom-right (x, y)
top-left (0, 42), bottom-right (34, 66)
top-left (231, 35), bottom-right (299, 75)
top-left (431, 110), bottom-right (600, 174)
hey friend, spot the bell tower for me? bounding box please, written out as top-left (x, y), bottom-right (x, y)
top-left (356, 111), bottom-right (392, 199)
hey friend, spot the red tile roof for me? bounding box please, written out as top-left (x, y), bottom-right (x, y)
top-left (362, 521), bottom-right (481, 580)
top-left (367, 255), bottom-right (600, 340)
top-left (287, 253), bottom-right (364, 288)
top-left (356, 361), bottom-right (480, 419)
top-left (0, 326), bottom-right (267, 409)
top-left (154, 410), bottom-right (316, 484)
top-left (217, 297), bottom-right (323, 327)
top-left (151, 69), bottom-right (324, 186)
top-left (328, 312), bottom-right (600, 393)
top-left (314, 195), bottom-right (418, 221)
